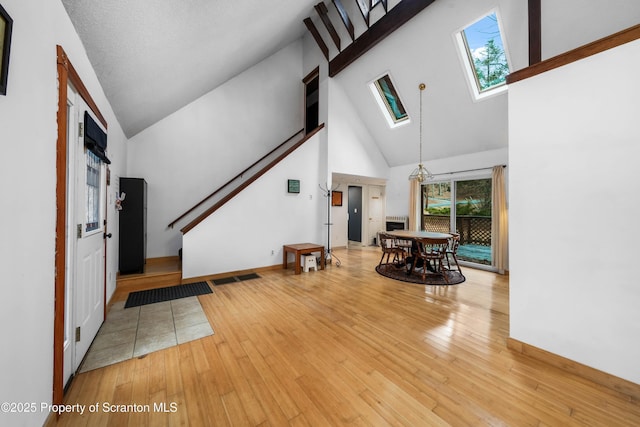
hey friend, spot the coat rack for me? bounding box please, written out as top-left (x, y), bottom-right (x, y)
top-left (319, 182), bottom-right (342, 266)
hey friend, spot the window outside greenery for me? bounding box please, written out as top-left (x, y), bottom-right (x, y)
top-left (422, 178), bottom-right (493, 265)
top-left (459, 12), bottom-right (509, 94)
top-left (422, 180), bottom-right (492, 218)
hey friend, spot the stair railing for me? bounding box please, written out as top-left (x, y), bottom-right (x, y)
top-left (179, 124), bottom-right (324, 234)
top-left (167, 127), bottom-right (307, 230)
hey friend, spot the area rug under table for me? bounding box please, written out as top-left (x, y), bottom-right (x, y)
top-left (375, 264), bottom-right (465, 285)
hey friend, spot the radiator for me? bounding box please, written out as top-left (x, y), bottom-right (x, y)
top-left (385, 216), bottom-right (408, 231)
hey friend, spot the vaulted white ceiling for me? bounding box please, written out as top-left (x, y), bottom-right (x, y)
top-left (61, 0), bottom-right (640, 167)
top-left (331, 0), bottom-right (527, 167)
top-left (61, 0), bottom-right (320, 137)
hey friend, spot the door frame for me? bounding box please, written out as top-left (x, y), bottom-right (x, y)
top-left (303, 66), bottom-right (319, 134)
top-left (55, 45), bottom-right (108, 406)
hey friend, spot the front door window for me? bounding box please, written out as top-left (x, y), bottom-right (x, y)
top-left (85, 150), bottom-right (101, 232)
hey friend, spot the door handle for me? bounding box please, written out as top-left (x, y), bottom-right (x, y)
top-left (103, 232), bottom-right (112, 239)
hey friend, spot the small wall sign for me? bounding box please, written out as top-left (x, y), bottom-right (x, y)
top-left (287, 179), bottom-right (300, 194)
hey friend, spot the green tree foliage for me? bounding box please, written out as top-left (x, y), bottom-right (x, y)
top-left (457, 179), bottom-right (491, 216)
top-left (423, 179), bottom-right (492, 217)
top-left (474, 39), bottom-right (508, 90)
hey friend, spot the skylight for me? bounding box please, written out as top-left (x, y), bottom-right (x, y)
top-left (455, 11), bottom-right (510, 100)
top-left (369, 73), bottom-right (410, 128)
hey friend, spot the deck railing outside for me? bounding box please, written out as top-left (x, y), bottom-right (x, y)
top-left (424, 214), bottom-right (492, 265)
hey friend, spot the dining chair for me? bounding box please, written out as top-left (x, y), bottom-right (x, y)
top-left (445, 232), bottom-right (462, 273)
top-left (414, 237), bottom-right (450, 283)
top-left (378, 233), bottom-right (406, 267)
top-left (396, 238), bottom-right (413, 261)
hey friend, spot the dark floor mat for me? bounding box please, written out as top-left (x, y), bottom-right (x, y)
top-left (212, 276), bottom-right (238, 285)
top-left (213, 273), bottom-right (261, 285)
top-left (124, 281), bottom-right (212, 308)
top-left (237, 273), bottom-right (260, 281)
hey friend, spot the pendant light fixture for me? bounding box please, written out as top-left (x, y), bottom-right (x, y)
top-left (408, 83), bottom-right (433, 182)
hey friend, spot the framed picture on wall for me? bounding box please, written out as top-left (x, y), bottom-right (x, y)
top-left (287, 179), bottom-right (300, 194)
top-left (331, 191), bottom-right (343, 206)
top-left (0, 3), bottom-right (13, 96)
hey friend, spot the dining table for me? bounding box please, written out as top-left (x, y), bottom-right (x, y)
top-left (385, 229), bottom-right (453, 278)
top-left (386, 230), bottom-right (452, 240)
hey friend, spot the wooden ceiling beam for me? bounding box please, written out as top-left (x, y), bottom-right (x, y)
top-left (315, 2), bottom-right (341, 51)
top-left (304, 17), bottom-right (330, 60)
top-left (329, 0), bottom-right (436, 77)
top-left (507, 23), bottom-right (640, 84)
top-left (332, 0), bottom-right (355, 41)
top-left (375, 0), bottom-right (389, 13)
top-left (528, 0), bottom-right (542, 65)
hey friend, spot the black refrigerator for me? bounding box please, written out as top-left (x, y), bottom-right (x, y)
top-left (119, 178), bottom-right (147, 274)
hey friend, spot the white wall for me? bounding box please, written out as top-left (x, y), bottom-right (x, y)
top-left (128, 40), bottom-right (304, 258)
top-left (386, 148), bottom-right (508, 218)
top-left (324, 78), bottom-right (391, 250)
top-left (331, 201), bottom-right (349, 248)
top-left (327, 78), bottom-right (390, 181)
top-left (509, 39), bottom-right (640, 384)
top-left (0, 1), bottom-right (127, 426)
top-left (541, 0), bottom-right (640, 59)
top-left (0, 4), bottom-right (56, 425)
top-left (182, 131), bottom-right (325, 278)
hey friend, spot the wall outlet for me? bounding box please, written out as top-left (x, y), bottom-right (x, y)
top-left (271, 249), bottom-right (274, 255)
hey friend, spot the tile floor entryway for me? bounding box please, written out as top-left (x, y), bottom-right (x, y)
top-left (79, 296), bottom-right (214, 372)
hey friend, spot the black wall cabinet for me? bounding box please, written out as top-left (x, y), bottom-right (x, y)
top-left (119, 178), bottom-right (147, 274)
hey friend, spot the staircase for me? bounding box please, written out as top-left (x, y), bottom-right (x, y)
top-left (113, 257), bottom-right (182, 301)
top-left (173, 124), bottom-right (324, 234)
top-left (113, 124), bottom-right (325, 297)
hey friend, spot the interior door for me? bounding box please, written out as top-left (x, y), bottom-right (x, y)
top-left (71, 95), bottom-right (106, 371)
top-left (348, 186), bottom-right (362, 242)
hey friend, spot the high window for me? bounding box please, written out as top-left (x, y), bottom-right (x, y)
top-left (369, 73), bottom-right (410, 128)
top-left (455, 10), bottom-right (510, 100)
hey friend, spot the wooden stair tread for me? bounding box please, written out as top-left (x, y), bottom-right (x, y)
top-left (113, 257), bottom-right (183, 302)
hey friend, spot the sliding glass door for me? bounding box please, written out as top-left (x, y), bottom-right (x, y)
top-left (422, 177), bottom-right (492, 266)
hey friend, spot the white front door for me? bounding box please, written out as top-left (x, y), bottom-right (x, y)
top-left (65, 88), bottom-right (106, 377)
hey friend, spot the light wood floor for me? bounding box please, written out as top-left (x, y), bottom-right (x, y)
top-left (56, 246), bottom-right (640, 426)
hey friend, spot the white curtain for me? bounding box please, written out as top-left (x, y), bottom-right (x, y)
top-left (491, 166), bottom-right (508, 273)
top-left (408, 178), bottom-right (421, 231)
